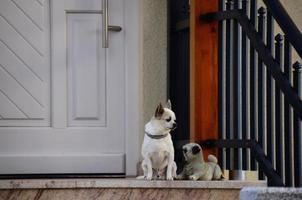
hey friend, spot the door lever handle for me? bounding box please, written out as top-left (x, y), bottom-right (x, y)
top-left (102, 0), bottom-right (122, 48)
top-left (108, 25), bottom-right (122, 32)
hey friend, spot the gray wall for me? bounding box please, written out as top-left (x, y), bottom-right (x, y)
top-left (281, 0), bottom-right (302, 33)
top-left (139, 0), bottom-right (168, 143)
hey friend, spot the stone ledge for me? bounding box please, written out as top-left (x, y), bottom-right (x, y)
top-left (240, 187), bottom-right (302, 200)
top-left (0, 178), bottom-right (266, 189)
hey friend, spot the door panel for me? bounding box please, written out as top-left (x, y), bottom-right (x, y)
top-left (0, 154), bottom-right (124, 174)
top-left (0, 0), bottom-right (49, 126)
top-left (67, 14), bottom-right (106, 127)
top-left (12, 0), bottom-right (45, 31)
top-left (0, 0), bottom-right (125, 174)
top-left (0, 0), bottom-right (44, 57)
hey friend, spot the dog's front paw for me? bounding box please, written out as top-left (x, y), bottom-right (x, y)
top-left (175, 174), bottom-right (184, 180)
top-left (145, 175), bottom-right (153, 180)
top-left (189, 175), bottom-right (199, 181)
top-left (166, 176), bottom-right (174, 181)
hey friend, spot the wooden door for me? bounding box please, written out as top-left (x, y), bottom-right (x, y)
top-left (0, 0), bottom-right (126, 174)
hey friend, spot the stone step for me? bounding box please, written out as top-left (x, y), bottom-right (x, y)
top-left (0, 178), bottom-right (267, 200)
top-left (240, 187), bottom-right (302, 200)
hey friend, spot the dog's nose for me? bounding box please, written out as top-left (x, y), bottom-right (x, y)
top-left (173, 122), bottom-right (177, 128)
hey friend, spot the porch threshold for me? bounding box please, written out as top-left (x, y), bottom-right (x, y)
top-left (0, 178), bottom-right (266, 189)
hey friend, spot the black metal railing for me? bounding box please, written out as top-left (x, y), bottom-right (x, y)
top-left (200, 139), bottom-right (284, 186)
top-left (201, 0), bottom-right (302, 187)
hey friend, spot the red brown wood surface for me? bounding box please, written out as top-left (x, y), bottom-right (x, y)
top-left (190, 0), bottom-right (219, 158)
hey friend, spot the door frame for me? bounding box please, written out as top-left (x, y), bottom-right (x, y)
top-left (189, 0), bottom-right (219, 157)
top-left (124, 0), bottom-right (140, 176)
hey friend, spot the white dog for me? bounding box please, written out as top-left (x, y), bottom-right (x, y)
top-left (141, 100), bottom-right (177, 180)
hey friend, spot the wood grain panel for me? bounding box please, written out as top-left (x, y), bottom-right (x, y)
top-left (0, 92), bottom-right (26, 118)
top-left (0, 0), bottom-right (44, 55)
top-left (0, 0), bottom-right (49, 125)
top-left (0, 16), bottom-right (44, 80)
top-left (0, 66), bottom-right (44, 118)
top-left (190, 0), bottom-right (219, 157)
top-left (12, 0), bottom-right (44, 30)
top-left (0, 42), bottom-right (44, 105)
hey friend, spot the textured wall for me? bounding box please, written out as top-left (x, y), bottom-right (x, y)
top-left (257, 1), bottom-right (302, 32)
top-left (280, 0), bottom-right (302, 33)
top-left (140, 0), bottom-right (168, 141)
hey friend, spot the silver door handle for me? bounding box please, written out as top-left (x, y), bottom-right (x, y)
top-left (102, 0), bottom-right (122, 48)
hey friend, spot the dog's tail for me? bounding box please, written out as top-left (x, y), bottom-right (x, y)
top-left (208, 154), bottom-right (218, 163)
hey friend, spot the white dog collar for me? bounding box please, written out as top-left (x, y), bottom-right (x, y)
top-left (145, 132), bottom-right (169, 139)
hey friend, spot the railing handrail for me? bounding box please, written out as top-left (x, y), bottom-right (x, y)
top-left (200, 2), bottom-right (302, 187)
top-left (262, 0), bottom-right (302, 59)
top-left (200, 139), bottom-right (284, 186)
top-left (200, 10), bottom-right (302, 120)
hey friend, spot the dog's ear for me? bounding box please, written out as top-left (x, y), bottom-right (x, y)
top-left (166, 99), bottom-right (172, 109)
top-left (192, 145), bottom-right (201, 155)
top-left (155, 103), bottom-right (164, 118)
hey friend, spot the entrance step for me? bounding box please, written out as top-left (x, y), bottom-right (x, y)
top-left (0, 178), bottom-right (266, 200)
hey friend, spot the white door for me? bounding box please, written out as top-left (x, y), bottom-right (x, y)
top-left (0, 0), bottom-right (126, 174)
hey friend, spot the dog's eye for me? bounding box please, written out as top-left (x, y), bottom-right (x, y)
top-left (166, 117), bottom-right (171, 122)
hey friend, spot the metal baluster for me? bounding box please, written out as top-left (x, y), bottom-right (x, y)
top-left (233, 0), bottom-right (241, 170)
top-left (225, 0), bottom-right (234, 170)
top-left (266, 10), bottom-right (276, 175)
top-left (258, 7), bottom-right (267, 180)
top-left (249, 0), bottom-right (258, 171)
top-left (284, 37), bottom-right (294, 187)
top-left (218, 0), bottom-right (226, 170)
top-left (275, 33), bottom-right (285, 182)
top-left (293, 61), bottom-right (302, 187)
top-left (241, 0), bottom-right (249, 170)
